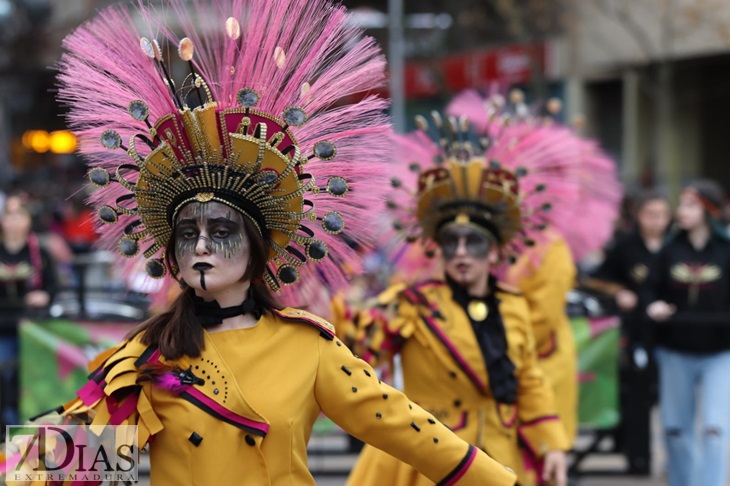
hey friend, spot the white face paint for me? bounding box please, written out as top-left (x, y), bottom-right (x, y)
top-left (438, 224), bottom-right (498, 291)
top-left (174, 201), bottom-right (251, 297)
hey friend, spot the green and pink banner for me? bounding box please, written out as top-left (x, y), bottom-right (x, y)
top-left (571, 315), bottom-right (620, 429)
top-left (19, 320), bottom-right (137, 421)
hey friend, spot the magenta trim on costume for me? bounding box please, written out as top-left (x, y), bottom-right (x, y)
top-left (518, 427), bottom-right (546, 479)
top-left (77, 378), bottom-right (106, 405)
top-left (185, 387), bottom-right (270, 435)
top-left (521, 445), bottom-right (537, 473)
top-left (497, 402), bottom-right (517, 428)
top-left (147, 348), bottom-right (161, 363)
top-left (418, 309), bottom-right (487, 393)
top-left (108, 394), bottom-right (138, 425)
top-left (537, 331), bottom-right (557, 359)
top-left (450, 411), bottom-right (468, 431)
top-left (517, 427), bottom-right (537, 458)
top-left (520, 414), bottom-right (559, 427)
top-left (442, 446), bottom-right (477, 486)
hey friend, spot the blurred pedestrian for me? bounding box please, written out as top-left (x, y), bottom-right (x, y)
top-left (589, 191), bottom-right (671, 325)
top-left (644, 180), bottom-right (730, 486)
top-left (0, 193), bottom-right (58, 427)
top-left (585, 190), bottom-right (671, 473)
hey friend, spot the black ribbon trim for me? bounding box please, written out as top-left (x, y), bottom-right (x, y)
top-left (133, 344), bottom-right (159, 368)
top-left (193, 293), bottom-right (262, 327)
top-left (437, 445), bottom-right (476, 486)
top-left (178, 391), bottom-right (267, 437)
top-left (29, 405), bottom-right (65, 422)
top-left (87, 342), bottom-right (131, 382)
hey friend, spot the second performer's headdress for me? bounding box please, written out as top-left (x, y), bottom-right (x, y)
top-left (446, 89), bottom-right (622, 262)
top-left (386, 90), bottom-right (621, 280)
top-left (57, 0), bottom-right (390, 300)
top-left (388, 113), bottom-right (573, 266)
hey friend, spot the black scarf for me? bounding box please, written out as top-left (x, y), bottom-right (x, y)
top-left (447, 275), bottom-right (518, 404)
top-left (192, 290), bottom-right (261, 328)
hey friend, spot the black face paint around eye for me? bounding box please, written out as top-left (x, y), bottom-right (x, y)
top-left (438, 233), bottom-right (460, 259)
top-left (464, 233), bottom-right (491, 259)
top-left (437, 227), bottom-right (492, 259)
top-left (207, 222), bottom-right (245, 258)
top-left (174, 204), bottom-right (247, 259)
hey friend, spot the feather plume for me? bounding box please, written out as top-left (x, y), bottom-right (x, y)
top-left (57, 0), bottom-right (391, 307)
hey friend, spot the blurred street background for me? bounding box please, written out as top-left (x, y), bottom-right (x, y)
top-left (3, 0), bottom-right (730, 484)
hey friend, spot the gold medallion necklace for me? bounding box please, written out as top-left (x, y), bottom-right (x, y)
top-left (467, 300), bottom-right (489, 321)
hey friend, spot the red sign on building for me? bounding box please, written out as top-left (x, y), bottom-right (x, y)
top-left (405, 43), bottom-right (546, 99)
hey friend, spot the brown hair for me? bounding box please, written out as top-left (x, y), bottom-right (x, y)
top-left (633, 190), bottom-right (669, 215)
top-left (128, 212), bottom-right (280, 359)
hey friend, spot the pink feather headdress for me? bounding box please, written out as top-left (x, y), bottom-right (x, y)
top-left (384, 90), bottom-right (621, 284)
top-left (384, 115), bottom-right (566, 282)
top-left (446, 89), bottom-right (623, 262)
top-left (56, 0), bottom-right (390, 303)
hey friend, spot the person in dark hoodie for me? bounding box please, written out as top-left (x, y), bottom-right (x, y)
top-left (644, 180), bottom-right (730, 486)
top-left (587, 191), bottom-right (671, 473)
top-left (0, 193), bottom-right (58, 427)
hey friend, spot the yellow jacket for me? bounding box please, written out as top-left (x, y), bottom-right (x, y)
top-left (505, 231), bottom-right (578, 443)
top-left (22, 308), bottom-right (515, 485)
top-left (343, 282), bottom-right (569, 486)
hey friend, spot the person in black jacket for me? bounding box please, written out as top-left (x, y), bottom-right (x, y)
top-left (645, 180), bottom-right (730, 486)
top-left (591, 191), bottom-right (671, 319)
top-left (0, 193), bottom-right (58, 427)
top-left (587, 191), bottom-right (671, 473)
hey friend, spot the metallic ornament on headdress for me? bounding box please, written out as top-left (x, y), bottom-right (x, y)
top-left (381, 90), bottom-right (620, 286)
top-left (58, 0), bottom-right (390, 295)
top-left (446, 89), bottom-right (623, 262)
top-left (384, 107), bottom-right (589, 276)
top-left (393, 111), bottom-right (547, 253)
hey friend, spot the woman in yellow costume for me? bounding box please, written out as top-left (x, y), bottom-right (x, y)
top-left (0, 1), bottom-right (519, 485)
top-left (342, 111), bottom-right (575, 486)
top-left (446, 91), bottom-right (622, 445)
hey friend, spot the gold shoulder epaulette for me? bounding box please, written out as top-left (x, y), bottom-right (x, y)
top-left (271, 307), bottom-right (336, 340)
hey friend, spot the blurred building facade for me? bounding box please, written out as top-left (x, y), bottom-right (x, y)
top-left (345, 0), bottom-right (730, 199)
top-left (2, 0), bottom-right (730, 204)
top-left (562, 0), bottom-right (730, 200)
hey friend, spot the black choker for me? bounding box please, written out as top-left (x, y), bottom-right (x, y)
top-left (192, 293), bottom-right (261, 328)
